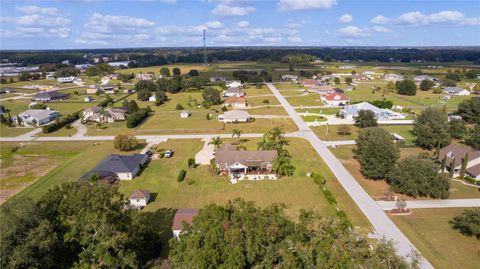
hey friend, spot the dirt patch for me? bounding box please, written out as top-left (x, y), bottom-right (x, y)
top-left (0, 154), bottom-right (61, 204)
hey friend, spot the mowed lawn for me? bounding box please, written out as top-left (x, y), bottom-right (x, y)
top-left (0, 126), bottom-right (34, 137)
top-left (118, 138), bottom-right (371, 233)
top-left (285, 93), bottom-right (324, 106)
top-left (331, 145), bottom-right (480, 199)
top-left (2, 141), bottom-right (136, 205)
top-left (391, 208), bottom-right (480, 269)
top-left (313, 124), bottom-right (416, 144)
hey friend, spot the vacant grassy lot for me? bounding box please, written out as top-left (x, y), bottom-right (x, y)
top-left (247, 95), bottom-right (280, 106)
top-left (2, 141), bottom-right (137, 205)
top-left (296, 107), bottom-right (340, 115)
top-left (279, 90), bottom-right (307, 96)
top-left (246, 106), bottom-right (287, 115)
top-left (285, 94), bottom-right (324, 106)
top-left (391, 208), bottom-right (480, 269)
top-left (331, 145), bottom-right (480, 199)
top-left (243, 85), bottom-right (273, 96)
top-left (275, 83), bottom-right (304, 90)
top-left (301, 115), bottom-right (327, 122)
top-left (313, 124), bottom-right (415, 144)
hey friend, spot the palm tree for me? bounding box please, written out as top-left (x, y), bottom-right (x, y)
top-left (272, 151), bottom-right (295, 176)
top-left (208, 136), bottom-right (222, 149)
top-left (232, 129), bottom-right (243, 140)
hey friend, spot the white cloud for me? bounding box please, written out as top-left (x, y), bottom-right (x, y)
top-left (15, 5), bottom-right (59, 15)
top-left (264, 37), bottom-right (281, 43)
top-left (86, 13), bottom-right (155, 33)
top-left (237, 21), bottom-right (250, 28)
top-left (395, 10), bottom-right (474, 25)
top-left (4, 15), bottom-right (70, 27)
top-left (160, 0), bottom-right (177, 3)
top-left (338, 26), bottom-right (370, 37)
top-left (211, 4), bottom-right (255, 16)
top-left (2, 13), bottom-right (71, 38)
top-left (370, 15), bottom-right (389, 24)
top-left (278, 0), bottom-right (337, 11)
top-left (339, 13), bottom-right (352, 23)
top-left (287, 36), bottom-right (302, 42)
top-left (205, 21), bottom-right (223, 29)
top-left (371, 26), bottom-right (391, 33)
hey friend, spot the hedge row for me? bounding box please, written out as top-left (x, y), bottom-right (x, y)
top-left (311, 173), bottom-right (352, 228)
top-left (177, 169), bottom-right (186, 182)
top-left (126, 108), bottom-right (149, 128)
top-left (42, 111), bottom-right (80, 134)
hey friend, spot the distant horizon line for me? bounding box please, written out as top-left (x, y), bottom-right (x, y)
top-left (2, 45), bottom-right (480, 52)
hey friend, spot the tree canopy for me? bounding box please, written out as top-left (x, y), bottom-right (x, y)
top-left (354, 127), bottom-right (400, 179)
top-left (396, 79), bottom-right (417, 95)
top-left (413, 107), bottom-right (451, 149)
top-left (387, 155), bottom-right (450, 199)
top-left (449, 209), bottom-right (480, 239)
top-left (169, 199), bottom-right (414, 269)
top-left (0, 182), bottom-right (161, 268)
top-left (457, 98), bottom-right (480, 125)
top-left (355, 110), bottom-right (378, 128)
top-left (202, 87), bottom-right (222, 107)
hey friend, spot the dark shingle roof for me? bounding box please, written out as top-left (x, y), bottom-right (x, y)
top-left (33, 91), bottom-right (68, 100)
top-left (88, 154), bottom-right (146, 174)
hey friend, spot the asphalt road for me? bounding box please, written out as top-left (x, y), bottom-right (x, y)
top-left (266, 83), bottom-right (434, 269)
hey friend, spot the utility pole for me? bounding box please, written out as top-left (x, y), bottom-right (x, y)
top-left (203, 29), bottom-right (208, 66)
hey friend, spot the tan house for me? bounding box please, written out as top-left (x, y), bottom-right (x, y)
top-left (438, 144), bottom-right (480, 180)
top-left (218, 110), bottom-right (251, 123)
top-left (225, 96), bottom-right (247, 108)
top-left (82, 107), bottom-right (127, 123)
top-left (214, 144), bottom-right (277, 184)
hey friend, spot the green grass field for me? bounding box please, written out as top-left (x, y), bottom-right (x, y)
top-left (391, 208), bottom-right (480, 269)
top-left (1, 141), bottom-right (139, 205)
top-left (313, 124), bottom-right (415, 144)
top-left (285, 94), bottom-right (324, 106)
top-left (275, 83), bottom-right (304, 90)
top-left (247, 95), bottom-right (280, 106)
top-left (117, 64), bottom-right (210, 75)
top-left (243, 85), bottom-right (273, 96)
top-left (0, 126), bottom-right (34, 137)
top-left (296, 107), bottom-right (340, 115)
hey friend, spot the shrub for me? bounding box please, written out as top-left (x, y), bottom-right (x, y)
top-left (396, 79), bottom-right (417, 95)
top-left (188, 158), bottom-right (196, 168)
top-left (177, 169), bottom-right (186, 182)
top-left (114, 134), bottom-right (139, 151)
top-left (450, 209), bottom-right (480, 239)
top-left (126, 108), bottom-right (149, 128)
top-left (176, 103), bottom-right (184, 110)
top-left (355, 110), bottom-right (377, 128)
top-left (42, 112), bottom-right (80, 134)
top-left (262, 99), bottom-right (270, 104)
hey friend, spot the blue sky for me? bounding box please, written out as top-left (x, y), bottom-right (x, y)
top-left (1, 0), bottom-right (479, 49)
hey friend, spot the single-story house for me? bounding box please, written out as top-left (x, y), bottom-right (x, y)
top-left (225, 96), bottom-right (247, 108)
top-left (382, 74), bottom-right (404, 82)
top-left (81, 153), bottom-right (149, 181)
top-left (414, 75), bottom-right (438, 82)
top-left (0, 87), bottom-right (15, 94)
top-left (129, 190), bottom-right (150, 208)
top-left (100, 85), bottom-right (117, 94)
top-left (84, 96), bottom-right (94, 102)
top-left (300, 79), bottom-right (320, 87)
top-left (57, 76), bottom-right (75, 83)
top-left (437, 144), bottom-right (480, 180)
top-left (310, 85), bottom-right (336, 94)
top-left (33, 91), bottom-right (69, 102)
top-left (106, 107), bottom-right (128, 121)
top-left (13, 109), bottom-right (59, 126)
top-left (172, 208), bottom-right (199, 239)
top-left (444, 87), bottom-right (470, 96)
top-left (218, 110), bottom-right (251, 123)
top-left (340, 102), bottom-right (405, 120)
top-left (226, 80), bottom-right (243, 88)
top-left (352, 74), bottom-right (372, 81)
top-left (180, 111), bottom-right (190, 118)
top-left (224, 87), bottom-right (245, 98)
top-left (45, 74), bottom-right (55, 80)
top-left (281, 74), bottom-right (298, 81)
top-left (321, 93), bottom-right (350, 106)
top-left (214, 144), bottom-right (278, 184)
top-left (135, 73), bottom-right (155, 80)
top-left (209, 76), bottom-right (226, 82)
top-left (86, 87), bottom-right (98, 94)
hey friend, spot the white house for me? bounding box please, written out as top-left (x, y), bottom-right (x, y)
top-left (84, 96), bottom-right (94, 102)
top-left (129, 190), bottom-right (150, 208)
top-left (444, 87), bottom-right (470, 96)
top-left (226, 80), bottom-right (242, 88)
top-left (414, 75), bottom-right (438, 82)
top-left (172, 208), bottom-right (199, 239)
top-left (57, 76), bottom-right (75, 83)
top-left (281, 74), bottom-right (298, 81)
top-left (13, 109), bottom-right (59, 126)
top-left (321, 93), bottom-right (350, 106)
top-left (224, 87), bottom-right (245, 98)
top-left (180, 111), bottom-right (190, 118)
top-left (340, 102), bottom-right (405, 120)
top-left (218, 110), bottom-right (251, 123)
top-left (382, 74), bottom-right (404, 82)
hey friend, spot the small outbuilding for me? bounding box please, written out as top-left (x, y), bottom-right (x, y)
top-left (129, 190), bottom-right (151, 208)
top-left (180, 111), bottom-right (190, 118)
top-left (172, 208), bottom-right (199, 239)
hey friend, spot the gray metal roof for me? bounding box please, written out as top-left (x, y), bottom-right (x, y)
top-left (88, 154), bottom-right (147, 174)
top-left (33, 91), bottom-right (68, 100)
